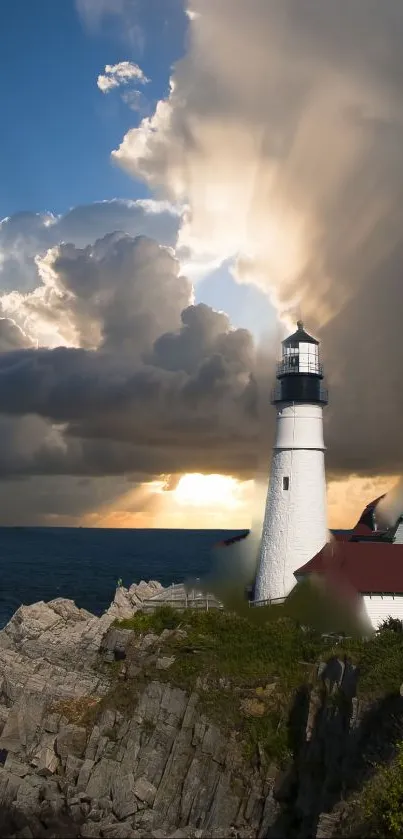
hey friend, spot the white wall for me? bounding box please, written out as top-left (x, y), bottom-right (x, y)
top-left (255, 443), bottom-right (328, 602)
top-left (363, 594), bottom-right (403, 629)
top-left (274, 403), bottom-right (325, 450)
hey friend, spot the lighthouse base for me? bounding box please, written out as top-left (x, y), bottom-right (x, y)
top-left (255, 448), bottom-right (328, 602)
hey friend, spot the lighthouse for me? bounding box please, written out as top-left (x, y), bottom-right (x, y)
top-left (254, 321), bottom-right (329, 603)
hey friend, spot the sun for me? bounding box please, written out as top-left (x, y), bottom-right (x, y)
top-left (174, 473), bottom-right (244, 509)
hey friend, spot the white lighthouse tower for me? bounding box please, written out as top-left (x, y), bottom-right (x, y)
top-left (254, 321), bottom-right (328, 604)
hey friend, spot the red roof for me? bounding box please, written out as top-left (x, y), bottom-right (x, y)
top-left (295, 540), bottom-right (403, 594)
top-left (333, 531), bottom-right (351, 542)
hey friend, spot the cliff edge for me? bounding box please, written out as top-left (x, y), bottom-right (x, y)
top-left (0, 583), bottom-right (402, 838)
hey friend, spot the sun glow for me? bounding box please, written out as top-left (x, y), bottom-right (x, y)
top-left (80, 473), bottom-right (256, 529)
top-left (174, 473), bottom-right (245, 509)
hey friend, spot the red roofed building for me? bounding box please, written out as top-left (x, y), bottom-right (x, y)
top-left (295, 495), bottom-right (403, 629)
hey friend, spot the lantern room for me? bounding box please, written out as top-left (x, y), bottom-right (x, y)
top-left (279, 320), bottom-right (321, 377)
top-left (272, 321), bottom-right (328, 405)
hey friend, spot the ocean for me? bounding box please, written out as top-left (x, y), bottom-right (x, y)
top-left (0, 527), bottom-right (242, 629)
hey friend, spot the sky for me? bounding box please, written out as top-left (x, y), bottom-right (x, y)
top-left (0, 0), bottom-right (402, 529)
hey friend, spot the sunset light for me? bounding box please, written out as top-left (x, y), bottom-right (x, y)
top-left (174, 473), bottom-right (245, 509)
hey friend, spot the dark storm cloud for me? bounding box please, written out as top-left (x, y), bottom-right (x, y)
top-left (0, 232), bottom-right (263, 484)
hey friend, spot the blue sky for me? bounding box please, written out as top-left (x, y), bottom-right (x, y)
top-left (0, 0), bottom-right (187, 217)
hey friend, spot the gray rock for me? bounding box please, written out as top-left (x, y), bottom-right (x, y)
top-left (105, 588), bottom-right (137, 621)
top-left (0, 691), bottom-right (47, 756)
top-left (13, 777), bottom-right (42, 821)
top-left (2, 601), bottom-right (62, 645)
top-left (43, 713), bottom-right (62, 734)
top-left (100, 823), bottom-right (138, 839)
top-left (98, 709), bottom-right (116, 735)
top-left (0, 705), bottom-right (10, 736)
top-left (80, 824), bottom-right (102, 838)
top-left (97, 795), bottom-right (113, 813)
top-left (86, 726), bottom-right (101, 761)
top-left (112, 771), bottom-right (138, 820)
top-left (133, 775), bottom-right (157, 805)
top-left (66, 754), bottom-right (84, 782)
top-left (260, 804), bottom-right (277, 839)
top-left (102, 629), bottom-right (133, 657)
top-left (70, 800), bottom-right (85, 823)
top-left (77, 759), bottom-right (95, 791)
top-left (204, 771), bottom-right (240, 831)
top-left (36, 746), bottom-right (59, 776)
top-left (86, 759), bottom-right (120, 800)
top-left (127, 663), bottom-right (140, 679)
top-left (201, 724), bottom-right (225, 764)
top-left (156, 656), bottom-right (176, 671)
top-left (104, 651), bottom-right (115, 663)
top-left (94, 736), bottom-right (110, 762)
top-left (4, 754), bottom-right (33, 777)
top-left (39, 794), bottom-right (66, 822)
top-left (16, 827), bottom-right (35, 839)
top-left (181, 755), bottom-right (220, 827)
top-left (56, 725), bottom-right (87, 762)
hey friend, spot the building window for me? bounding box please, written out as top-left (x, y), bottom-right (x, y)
top-left (283, 477), bottom-right (290, 491)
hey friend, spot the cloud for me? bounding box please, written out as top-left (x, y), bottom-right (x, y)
top-left (76, 0), bottom-right (144, 49)
top-left (97, 61), bottom-right (149, 94)
top-left (0, 232), bottom-right (260, 493)
top-left (0, 200), bottom-right (181, 293)
top-left (111, 0), bottom-right (403, 484)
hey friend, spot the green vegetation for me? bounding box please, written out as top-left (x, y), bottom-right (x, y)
top-left (108, 607), bottom-right (403, 767)
top-left (379, 616), bottom-right (403, 634)
top-left (323, 627), bottom-right (403, 698)
top-left (115, 604), bottom-right (182, 633)
top-left (114, 606), bottom-right (324, 763)
top-left (360, 743), bottom-right (403, 838)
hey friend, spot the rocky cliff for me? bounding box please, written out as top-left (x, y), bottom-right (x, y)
top-left (0, 582), bottom-right (401, 839)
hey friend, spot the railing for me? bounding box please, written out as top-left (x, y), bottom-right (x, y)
top-left (276, 360), bottom-right (324, 376)
top-left (249, 596), bottom-right (286, 608)
top-left (141, 582), bottom-right (223, 613)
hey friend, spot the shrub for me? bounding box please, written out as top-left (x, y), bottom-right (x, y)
top-left (378, 616), bottom-right (403, 634)
top-left (362, 743), bottom-right (403, 837)
top-left (115, 604), bottom-right (182, 634)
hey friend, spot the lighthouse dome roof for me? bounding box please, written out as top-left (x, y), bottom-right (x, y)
top-left (282, 320), bottom-right (319, 347)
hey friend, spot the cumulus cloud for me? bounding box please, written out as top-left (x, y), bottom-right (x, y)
top-left (97, 61), bottom-right (149, 93)
top-left (0, 200), bottom-right (181, 292)
top-left (111, 0), bottom-right (403, 483)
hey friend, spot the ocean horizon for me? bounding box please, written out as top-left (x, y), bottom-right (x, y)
top-left (0, 526), bottom-right (244, 629)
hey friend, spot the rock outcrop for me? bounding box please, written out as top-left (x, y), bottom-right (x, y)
top-left (105, 582), bottom-right (164, 622)
top-left (0, 587), bottom-right (401, 839)
top-left (0, 584), bottom-right (277, 838)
